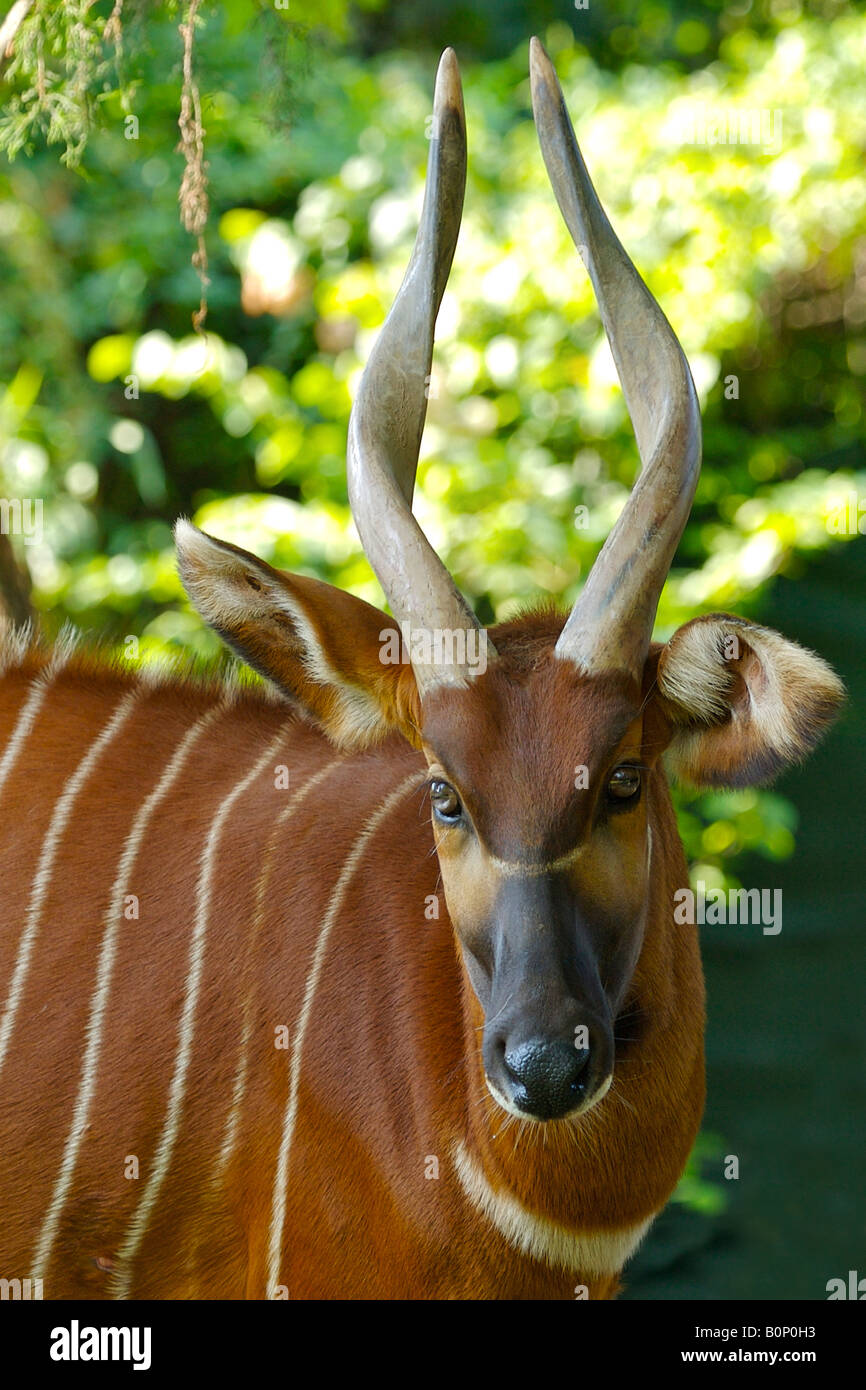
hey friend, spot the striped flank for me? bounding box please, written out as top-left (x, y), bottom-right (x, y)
top-left (111, 724), bottom-right (289, 1298)
top-left (0, 687), bottom-right (138, 1080)
top-left (265, 770), bottom-right (425, 1298)
top-left (31, 703), bottom-right (226, 1282)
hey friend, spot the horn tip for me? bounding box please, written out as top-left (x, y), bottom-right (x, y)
top-left (529, 35), bottom-right (562, 113)
top-left (435, 47), bottom-right (463, 113)
top-left (529, 35), bottom-right (552, 78)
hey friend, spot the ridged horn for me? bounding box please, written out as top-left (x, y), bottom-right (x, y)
top-left (530, 37), bottom-right (702, 682)
top-left (347, 48), bottom-right (496, 699)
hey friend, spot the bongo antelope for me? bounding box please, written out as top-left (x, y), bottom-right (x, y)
top-left (0, 41), bottom-right (843, 1299)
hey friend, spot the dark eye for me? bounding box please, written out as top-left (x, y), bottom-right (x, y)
top-left (607, 765), bottom-right (641, 803)
top-left (430, 780), bottom-right (463, 823)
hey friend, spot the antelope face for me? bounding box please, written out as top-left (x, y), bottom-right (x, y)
top-left (420, 633), bottom-right (656, 1122)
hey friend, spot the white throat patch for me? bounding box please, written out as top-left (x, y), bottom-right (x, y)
top-left (452, 1140), bottom-right (655, 1278)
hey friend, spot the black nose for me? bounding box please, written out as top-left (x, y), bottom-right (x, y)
top-left (503, 1038), bottom-right (591, 1120)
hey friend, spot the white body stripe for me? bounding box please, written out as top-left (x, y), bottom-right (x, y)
top-left (216, 756), bottom-right (344, 1174)
top-left (0, 622), bottom-right (33, 678)
top-left (0, 682), bottom-right (47, 801)
top-left (0, 689), bottom-right (138, 1080)
top-left (452, 1140), bottom-right (655, 1279)
top-left (112, 726), bottom-right (288, 1298)
top-left (32, 705), bottom-right (224, 1281)
top-left (265, 771), bottom-right (425, 1297)
top-left (0, 636), bottom-right (78, 801)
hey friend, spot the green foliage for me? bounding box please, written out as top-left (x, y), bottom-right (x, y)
top-left (0, 0), bottom-right (137, 167)
top-left (671, 1131), bottom-right (728, 1216)
top-left (0, 0), bottom-right (382, 167)
top-left (356, 0), bottom-right (851, 68)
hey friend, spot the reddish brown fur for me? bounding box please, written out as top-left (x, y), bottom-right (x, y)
top-left (0, 621), bottom-right (708, 1300)
top-left (0, 584), bottom-right (842, 1299)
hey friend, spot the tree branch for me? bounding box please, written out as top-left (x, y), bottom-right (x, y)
top-left (0, 530), bottom-right (36, 629)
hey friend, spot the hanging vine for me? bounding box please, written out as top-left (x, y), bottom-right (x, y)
top-left (177, 0), bottom-right (209, 331)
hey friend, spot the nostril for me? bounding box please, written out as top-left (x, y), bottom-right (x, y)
top-left (503, 1050), bottom-right (523, 1087)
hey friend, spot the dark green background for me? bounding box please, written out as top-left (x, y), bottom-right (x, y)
top-left (627, 538), bottom-right (866, 1299)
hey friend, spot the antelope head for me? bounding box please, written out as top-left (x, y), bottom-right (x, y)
top-left (177, 43), bottom-right (844, 1124)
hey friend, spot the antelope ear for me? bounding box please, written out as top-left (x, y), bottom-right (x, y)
top-left (654, 613), bottom-right (845, 788)
top-left (175, 521), bottom-right (421, 748)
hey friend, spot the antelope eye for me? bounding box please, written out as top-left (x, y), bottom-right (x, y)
top-left (430, 780), bottom-right (462, 823)
top-left (607, 765), bottom-right (642, 802)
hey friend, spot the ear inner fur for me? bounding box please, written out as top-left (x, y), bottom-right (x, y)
top-left (654, 613), bottom-right (845, 787)
top-left (175, 520), bottom-right (422, 748)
